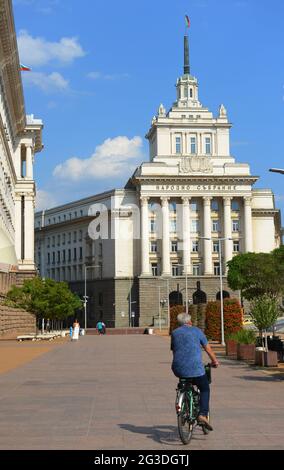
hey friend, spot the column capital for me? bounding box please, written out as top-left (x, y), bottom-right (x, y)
top-left (181, 196), bottom-right (191, 205)
top-left (140, 196), bottom-right (149, 205)
top-left (203, 196), bottom-right (212, 205)
top-left (223, 196), bottom-right (232, 206)
top-left (244, 196), bottom-right (252, 206)
top-left (160, 196), bottom-right (170, 207)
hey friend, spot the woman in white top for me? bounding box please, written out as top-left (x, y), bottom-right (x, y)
top-left (72, 319), bottom-right (80, 340)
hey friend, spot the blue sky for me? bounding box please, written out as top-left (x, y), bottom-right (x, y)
top-left (13, 0), bottom-right (284, 218)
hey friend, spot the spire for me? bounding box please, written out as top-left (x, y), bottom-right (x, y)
top-left (184, 34), bottom-right (190, 75)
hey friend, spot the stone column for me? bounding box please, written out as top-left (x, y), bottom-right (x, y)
top-left (140, 196), bottom-right (150, 275)
top-left (26, 145), bottom-right (33, 180)
top-left (203, 196), bottom-right (213, 275)
top-left (244, 197), bottom-right (253, 252)
top-left (24, 194), bottom-right (35, 265)
top-left (14, 195), bottom-right (22, 261)
top-left (223, 197), bottom-right (233, 270)
top-left (182, 197), bottom-right (191, 274)
top-left (161, 197), bottom-right (171, 276)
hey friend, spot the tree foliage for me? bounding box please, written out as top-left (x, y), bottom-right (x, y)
top-left (227, 249), bottom-right (284, 300)
top-left (7, 278), bottom-right (82, 321)
top-left (250, 295), bottom-right (280, 333)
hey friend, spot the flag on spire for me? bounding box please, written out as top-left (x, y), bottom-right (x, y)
top-left (185, 15), bottom-right (190, 28)
top-left (20, 63), bottom-right (31, 72)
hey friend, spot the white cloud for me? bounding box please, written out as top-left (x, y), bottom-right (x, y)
top-left (36, 189), bottom-right (57, 211)
top-left (17, 30), bottom-right (85, 67)
top-left (23, 71), bottom-right (69, 93)
top-left (53, 136), bottom-right (143, 181)
top-left (87, 71), bottom-right (130, 80)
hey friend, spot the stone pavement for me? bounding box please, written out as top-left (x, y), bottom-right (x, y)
top-left (0, 335), bottom-right (283, 450)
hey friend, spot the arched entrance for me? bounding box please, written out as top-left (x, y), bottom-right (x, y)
top-left (216, 291), bottom-right (230, 301)
top-left (192, 281), bottom-right (207, 305)
top-left (169, 291), bottom-right (183, 306)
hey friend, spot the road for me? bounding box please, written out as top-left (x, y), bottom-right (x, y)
top-left (0, 335), bottom-right (283, 450)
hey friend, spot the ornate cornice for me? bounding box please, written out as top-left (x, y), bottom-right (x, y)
top-left (133, 175), bottom-right (259, 186)
top-left (0, 0), bottom-right (26, 136)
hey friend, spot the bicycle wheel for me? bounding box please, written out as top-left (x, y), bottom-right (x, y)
top-left (177, 393), bottom-right (194, 445)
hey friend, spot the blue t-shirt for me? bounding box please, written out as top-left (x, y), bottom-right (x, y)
top-left (171, 325), bottom-right (208, 378)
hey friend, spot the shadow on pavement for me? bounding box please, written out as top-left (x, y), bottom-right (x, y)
top-left (118, 423), bottom-right (205, 446)
top-left (236, 375), bottom-right (284, 382)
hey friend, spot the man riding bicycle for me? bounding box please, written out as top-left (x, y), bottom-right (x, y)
top-left (171, 312), bottom-right (219, 431)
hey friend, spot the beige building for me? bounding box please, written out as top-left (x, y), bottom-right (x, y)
top-left (0, 0), bottom-right (43, 284)
top-left (35, 34), bottom-right (281, 328)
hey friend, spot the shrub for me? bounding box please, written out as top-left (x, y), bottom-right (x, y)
top-left (229, 328), bottom-right (256, 345)
top-left (205, 299), bottom-right (243, 341)
top-left (170, 305), bottom-right (185, 334)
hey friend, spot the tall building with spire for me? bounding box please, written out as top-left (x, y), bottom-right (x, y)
top-left (35, 30), bottom-right (281, 328)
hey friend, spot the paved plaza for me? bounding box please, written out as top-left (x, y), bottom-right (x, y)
top-left (0, 335), bottom-right (283, 450)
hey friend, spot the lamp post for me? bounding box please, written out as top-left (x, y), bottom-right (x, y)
top-left (84, 264), bottom-right (100, 331)
top-left (200, 236), bottom-right (233, 346)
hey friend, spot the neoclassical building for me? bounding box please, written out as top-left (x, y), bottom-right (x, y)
top-left (0, 0), bottom-right (43, 282)
top-left (35, 34), bottom-right (281, 327)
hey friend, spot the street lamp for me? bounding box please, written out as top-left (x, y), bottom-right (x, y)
top-left (200, 236), bottom-right (233, 346)
top-left (269, 168), bottom-right (284, 175)
top-left (84, 264), bottom-right (100, 331)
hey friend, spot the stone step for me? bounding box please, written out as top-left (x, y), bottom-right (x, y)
top-left (86, 327), bottom-right (147, 335)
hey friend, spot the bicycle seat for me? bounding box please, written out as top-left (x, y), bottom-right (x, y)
top-left (178, 378), bottom-right (195, 391)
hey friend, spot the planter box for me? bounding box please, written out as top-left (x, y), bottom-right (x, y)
top-left (226, 339), bottom-right (238, 357)
top-left (237, 343), bottom-right (256, 361)
top-left (255, 350), bottom-right (278, 367)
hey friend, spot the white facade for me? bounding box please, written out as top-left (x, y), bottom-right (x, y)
top-left (0, 0), bottom-right (43, 274)
top-left (35, 34), bottom-right (281, 312)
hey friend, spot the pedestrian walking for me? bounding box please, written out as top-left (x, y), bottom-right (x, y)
top-left (72, 319), bottom-right (80, 341)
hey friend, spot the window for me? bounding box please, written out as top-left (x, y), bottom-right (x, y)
top-left (213, 241), bottom-right (219, 253)
top-left (232, 219), bottom-right (239, 232)
top-left (193, 264), bottom-right (200, 276)
top-left (62, 250), bottom-right (66, 262)
top-left (169, 201), bottom-right (177, 213)
top-left (69, 213), bottom-right (72, 220)
top-left (73, 231), bottom-right (77, 243)
top-left (175, 136), bottom-right (181, 154)
top-left (73, 248), bottom-right (77, 261)
top-left (190, 137), bottom-right (196, 154)
top-left (212, 220), bottom-right (219, 232)
top-left (53, 217), bottom-right (56, 224)
top-left (80, 210), bottom-right (83, 217)
top-left (68, 249), bottom-right (71, 262)
top-left (150, 219), bottom-right (156, 233)
top-left (170, 220), bottom-right (177, 233)
top-left (151, 263), bottom-right (158, 277)
top-left (47, 253), bottom-right (50, 265)
top-left (52, 252), bottom-right (55, 264)
top-left (181, 114), bottom-right (186, 119)
top-left (211, 200), bottom-right (219, 211)
top-left (191, 201), bottom-right (198, 212)
top-left (79, 230), bottom-right (83, 241)
top-left (190, 88), bottom-right (193, 98)
top-left (191, 220), bottom-right (199, 233)
top-left (214, 262), bottom-right (220, 276)
top-left (192, 241), bottom-right (199, 252)
top-left (79, 247), bottom-right (83, 260)
top-left (171, 241), bottom-right (178, 252)
top-left (68, 233), bottom-right (71, 244)
top-left (62, 233), bottom-right (66, 245)
top-left (57, 251), bottom-right (60, 263)
top-left (233, 241), bottom-right (240, 252)
top-left (64, 215), bottom-right (66, 221)
top-left (57, 235), bottom-right (60, 246)
top-left (58, 216), bottom-right (61, 223)
top-left (205, 137), bottom-right (211, 155)
top-left (232, 200), bottom-right (240, 211)
top-left (99, 242), bottom-right (103, 257)
top-left (47, 237), bottom-right (50, 248)
top-left (48, 219), bottom-right (51, 225)
top-left (184, 87), bottom-right (188, 98)
top-left (52, 236), bottom-right (55, 247)
top-left (172, 265), bottom-right (179, 277)
top-left (150, 241), bottom-right (157, 253)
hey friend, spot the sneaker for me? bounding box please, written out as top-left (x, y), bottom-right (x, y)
top-left (197, 415), bottom-right (213, 431)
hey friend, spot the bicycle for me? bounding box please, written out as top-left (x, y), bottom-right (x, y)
top-left (175, 364), bottom-right (212, 445)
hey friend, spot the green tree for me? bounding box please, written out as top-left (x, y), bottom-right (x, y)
top-left (250, 295), bottom-right (280, 350)
top-left (7, 278), bottom-right (82, 328)
top-left (227, 252), bottom-right (284, 301)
